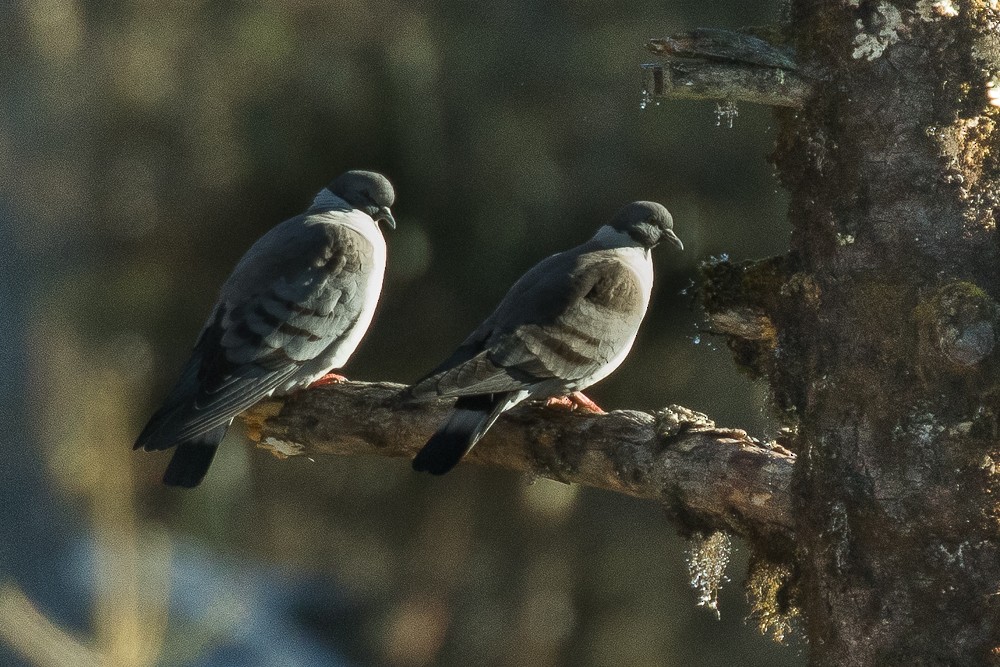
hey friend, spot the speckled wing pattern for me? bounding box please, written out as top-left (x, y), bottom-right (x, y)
top-left (135, 213), bottom-right (374, 451)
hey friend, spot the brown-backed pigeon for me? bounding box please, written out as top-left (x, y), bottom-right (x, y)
top-left (410, 201), bottom-right (682, 475)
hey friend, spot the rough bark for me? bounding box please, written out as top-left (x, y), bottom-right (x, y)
top-left (642, 60), bottom-right (810, 108)
top-left (644, 28), bottom-right (811, 108)
top-left (241, 381), bottom-right (796, 559)
top-left (695, 2), bottom-right (1000, 664)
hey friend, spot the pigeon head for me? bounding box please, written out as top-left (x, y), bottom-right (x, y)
top-left (327, 170), bottom-right (396, 229)
top-left (609, 201), bottom-right (683, 250)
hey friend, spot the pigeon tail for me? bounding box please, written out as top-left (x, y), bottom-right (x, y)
top-left (412, 394), bottom-right (508, 475)
top-left (134, 404), bottom-right (183, 451)
top-left (162, 425), bottom-right (227, 488)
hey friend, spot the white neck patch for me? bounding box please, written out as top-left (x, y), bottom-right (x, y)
top-left (310, 188), bottom-right (351, 211)
top-left (591, 225), bottom-right (644, 249)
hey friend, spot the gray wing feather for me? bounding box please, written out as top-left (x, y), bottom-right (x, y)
top-left (418, 355), bottom-right (530, 397)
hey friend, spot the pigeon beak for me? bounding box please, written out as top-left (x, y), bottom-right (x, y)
top-left (664, 228), bottom-right (684, 250)
top-left (373, 206), bottom-right (396, 229)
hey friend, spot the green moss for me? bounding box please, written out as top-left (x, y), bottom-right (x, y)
top-left (700, 256), bottom-right (788, 315)
top-left (700, 257), bottom-right (815, 420)
top-left (913, 281), bottom-right (989, 328)
top-left (746, 556), bottom-right (801, 644)
top-left (854, 281), bottom-right (914, 347)
top-left (700, 257), bottom-right (790, 381)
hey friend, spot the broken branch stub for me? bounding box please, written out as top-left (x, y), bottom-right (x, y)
top-left (644, 28), bottom-right (812, 108)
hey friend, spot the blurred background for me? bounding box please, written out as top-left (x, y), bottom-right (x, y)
top-left (1, 0), bottom-right (798, 664)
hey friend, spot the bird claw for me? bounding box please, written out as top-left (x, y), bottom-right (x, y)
top-left (544, 392), bottom-right (606, 414)
top-left (308, 373), bottom-right (347, 388)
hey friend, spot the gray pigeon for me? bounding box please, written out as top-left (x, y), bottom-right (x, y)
top-left (134, 170), bottom-right (396, 487)
top-left (410, 201), bottom-right (682, 475)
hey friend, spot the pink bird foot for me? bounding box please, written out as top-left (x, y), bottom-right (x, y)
top-left (544, 391), bottom-right (606, 414)
top-left (308, 373), bottom-right (347, 389)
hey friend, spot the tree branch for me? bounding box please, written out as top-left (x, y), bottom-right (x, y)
top-left (241, 381), bottom-right (796, 558)
top-left (643, 28), bottom-right (811, 108)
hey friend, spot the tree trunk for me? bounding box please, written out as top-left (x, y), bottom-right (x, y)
top-left (728, 2), bottom-right (1000, 663)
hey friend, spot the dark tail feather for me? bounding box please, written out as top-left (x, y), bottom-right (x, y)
top-left (134, 404), bottom-right (180, 451)
top-left (412, 394), bottom-right (508, 475)
top-left (162, 425), bottom-right (227, 488)
top-left (163, 443), bottom-right (218, 488)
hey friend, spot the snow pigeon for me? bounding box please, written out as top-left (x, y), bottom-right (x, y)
top-left (134, 170), bottom-right (396, 488)
top-left (410, 201), bottom-right (682, 475)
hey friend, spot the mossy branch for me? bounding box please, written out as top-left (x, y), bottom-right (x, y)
top-left (241, 381), bottom-right (796, 557)
top-left (644, 28), bottom-right (811, 108)
top-left (642, 62), bottom-right (809, 108)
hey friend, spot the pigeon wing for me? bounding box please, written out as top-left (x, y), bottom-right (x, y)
top-left (412, 250), bottom-right (646, 399)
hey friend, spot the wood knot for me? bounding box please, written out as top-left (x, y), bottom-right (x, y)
top-left (916, 282), bottom-right (998, 371)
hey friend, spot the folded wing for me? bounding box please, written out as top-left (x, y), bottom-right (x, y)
top-left (135, 215), bottom-right (373, 451)
top-left (411, 249), bottom-right (646, 400)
